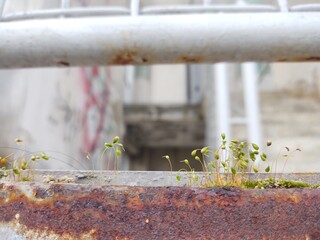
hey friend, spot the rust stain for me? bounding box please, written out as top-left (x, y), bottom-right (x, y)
top-left (278, 57), bottom-right (320, 62)
top-left (112, 51), bottom-right (137, 64)
top-left (0, 183), bottom-right (320, 239)
top-left (141, 57), bottom-right (148, 63)
top-left (56, 60), bottom-right (70, 66)
top-left (110, 51), bottom-right (149, 65)
top-left (178, 55), bottom-right (203, 63)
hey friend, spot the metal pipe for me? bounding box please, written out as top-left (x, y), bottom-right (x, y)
top-left (242, 62), bottom-right (262, 149)
top-left (205, 65), bottom-right (215, 147)
top-left (124, 0), bottom-right (140, 104)
top-left (124, 66), bottom-right (135, 104)
top-left (1, 13), bottom-right (320, 68)
top-left (0, 0), bottom-right (6, 18)
top-left (130, 0), bottom-right (140, 16)
top-left (141, 5), bottom-right (277, 14)
top-left (214, 63), bottom-right (231, 143)
top-left (291, 4), bottom-right (320, 12)
top-left (60, 0), bottom-right (71, 9)
top-left (277, 0), bottom-right (288, 12)
top-left (0, 7), bottom-right (130, 22)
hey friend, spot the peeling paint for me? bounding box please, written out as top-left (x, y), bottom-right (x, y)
top-left (0, 182), bottom-right (320, 239)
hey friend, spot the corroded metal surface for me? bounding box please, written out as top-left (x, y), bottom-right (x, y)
top-left (0, 182), bottom-right (320, 239)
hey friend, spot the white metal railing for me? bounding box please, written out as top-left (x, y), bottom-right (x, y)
top-left (0, 0), bottom-right (320, 22)
top-left (0, 0), bottom-right (318, 156)
top-left (0, 0), bottom-right (319, 68)
top-left (1, 12), bottom-right (319, 68)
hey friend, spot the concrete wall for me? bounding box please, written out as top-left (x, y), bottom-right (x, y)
top-left (259, 63), bottom-right (320, 173)
top-left (0, 67), bottom-right (125, 170)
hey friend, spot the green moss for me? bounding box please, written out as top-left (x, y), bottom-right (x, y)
top-left (242, 177), bottom-right (312, 189)
top-left (311, 183), bottom-right (320, 189)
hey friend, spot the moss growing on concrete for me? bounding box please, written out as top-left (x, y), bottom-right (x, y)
top-left (243, 177), bottom-right (313, 189)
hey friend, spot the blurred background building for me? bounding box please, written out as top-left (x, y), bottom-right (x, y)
top-left (0, 0), bottom-right (320, 172)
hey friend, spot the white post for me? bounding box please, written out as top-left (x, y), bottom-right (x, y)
top-left (242, 62), bottom-right (262, 147)
top-left (0, 0), bottom-right (5, 18)
top-left (277, 0), bottom-right (289, 12)
top-left (214, 63), bottom-right (231, 143)
top-left (124, 0), bottom-right (140, 104)
top-left (124, 66), bottom-right (135, 104)
top-left (60, 0), bottom-right (70, 9)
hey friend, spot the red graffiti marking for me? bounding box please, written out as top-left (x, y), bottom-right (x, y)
top-left (80, 67), bottom-right (111, 153)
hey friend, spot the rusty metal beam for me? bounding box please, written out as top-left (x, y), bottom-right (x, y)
top-left (0, 13), bottom-right (320, 68)
top-left (0, 182), bottom-right (320, 239)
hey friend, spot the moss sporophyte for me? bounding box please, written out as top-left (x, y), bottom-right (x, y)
top-left (164, 133), bottom-right (314, 189)
top-left (0, 135), bottom-right (315, 189)
top-left (0, 138), bottom-right (49, 181)
top-left (0, 136), bottom-right (126, 183)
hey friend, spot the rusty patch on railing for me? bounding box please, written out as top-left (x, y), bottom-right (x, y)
top-left (0, 183), bottom-right (320, 239)
top-left (278, 57), bottom-right (320, 62)
top-left (177, 55), bottom-right (204, 63)
top-left (110, 50), bottom-right (150, 65)
top-left (110, 51), bottom-right (206, 65)
top-left (111, 51), bottom-right (137, 64)
top-left (56, 60), bottom-right (70, 67)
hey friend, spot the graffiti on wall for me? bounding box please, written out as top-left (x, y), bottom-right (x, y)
top-left (80, 67), bottom-right (115, 154)
top-left (47, 66), bottom-right (120, 169)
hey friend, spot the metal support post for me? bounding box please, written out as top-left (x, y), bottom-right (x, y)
top-left (124, 0), bottom-right (140, 104)
top-left (60, 0), bottom-right (70, 9)
top-left (242, 62), bottom-right (262, 148)
top-left (0, 0), bottom-right (5, 19)
top-left (277, 0), bottom-right (289, 12)
top-left (214, 63), bottom-right (231, 143)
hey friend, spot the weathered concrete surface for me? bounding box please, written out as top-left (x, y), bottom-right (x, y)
top-left (18, 170), bottom-right (320, 186)
top-left (0, 181), bottom-right (320, 240)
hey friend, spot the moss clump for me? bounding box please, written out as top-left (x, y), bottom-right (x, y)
top-left (311, 183), bottom-right (320, 189)
top-left (243, 177), bottom-right (312, 189)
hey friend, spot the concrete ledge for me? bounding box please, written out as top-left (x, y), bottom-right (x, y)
top-left (2, 170), bottom-right (318, 186)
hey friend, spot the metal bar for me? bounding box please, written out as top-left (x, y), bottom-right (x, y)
top-left (124, 0), bottom-right (140, 104)
top-left (124, 66), bottom-right (135, 104)
top-left (130, 0), bottom-right (140, 16)
top-left (0, 0), bottom-right (6, 19)
top-left (0, 7), bottom-right (130, 22)
top-left (277, 0), bottom-right (289, 12)
top-left (0, 4), bottom-right (280, 22)
top-left (291, 4), bottom-right (320, 12)
top-left (141, 5), bottom-right (278, 14)
top-left (186, 65), bottom-right (202, 104)
top-left (1, 13), bottom-right (320, 68)
top-left (214, 63), bottom-right (231, 143)
top-left (242, 62), bottom-right (262, 149)
top-left (60, 0), bottom-right (71, 9)
top-left (205, 65), bottom-right (216, 147)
